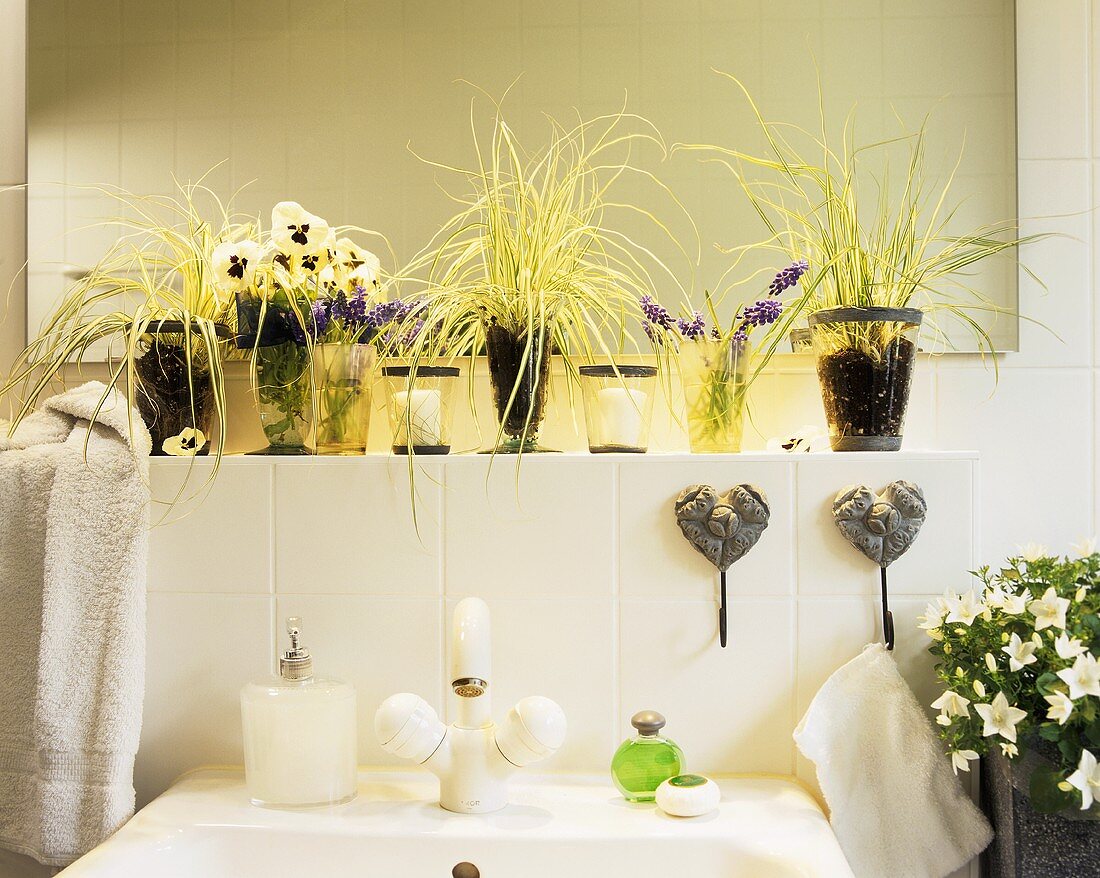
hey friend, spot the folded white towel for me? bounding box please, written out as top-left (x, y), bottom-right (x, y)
top-left (794, 643), bottom-right (993, 878)
top-left (0, 382), bottom-right (150, 867)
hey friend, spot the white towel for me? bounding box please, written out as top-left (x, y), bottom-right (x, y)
top-left (794, 643), bottom-right (993, 878)
top-left (0, 382), bottom-right (150, 867)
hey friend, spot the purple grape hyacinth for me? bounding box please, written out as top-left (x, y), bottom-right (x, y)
top-left (676, 311), bottom-right (706, 340)
top-left (767, 259), bottom-right (809, 297)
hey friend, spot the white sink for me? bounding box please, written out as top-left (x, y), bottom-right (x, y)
top-left (60, 769), bottom-right (853, 877)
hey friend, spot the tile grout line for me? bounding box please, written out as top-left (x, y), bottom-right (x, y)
top-left (438, 460), bottom-right (449, 715)
top-left (789, 459), bottom-right (800, 777)
top-left (268, 463), bottom-right (278, 674)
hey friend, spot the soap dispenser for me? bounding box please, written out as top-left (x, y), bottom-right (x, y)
top-left (610, 710), bottom-right (684, 802)
top-left (240, 617), bottom-right (358, 808)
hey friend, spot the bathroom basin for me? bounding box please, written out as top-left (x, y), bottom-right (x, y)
top-left (60, 768), bottom-right (853, 877)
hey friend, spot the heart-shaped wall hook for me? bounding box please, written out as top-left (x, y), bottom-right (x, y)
top-left (832, 480), bottom-right (926, 568)
top-left (832, 480), bottom-right (926, 651)
top-left (675, 484), bottom-right (770, 647)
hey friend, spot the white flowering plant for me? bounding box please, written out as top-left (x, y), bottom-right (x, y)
top-left (922, 543), bottom-right (1100, 813)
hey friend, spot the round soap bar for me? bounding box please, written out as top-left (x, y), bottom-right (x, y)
top-left (655, 774), bottom-right (721, 818)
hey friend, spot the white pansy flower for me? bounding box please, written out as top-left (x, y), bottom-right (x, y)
top-left (211, 240), bottom-right (264, 292)
top-left (946, 589), bottom-right (984, 626)
top-left (334, 236), bottom-right (368, 265)
top-left (1018, 542), bottom-right (1049, 562)
top-left (347, 258), bottom-right (381, 291)
top-left (1066, 749), bottom-right (1100, 811)
top-left (1003, 632), bottom-right (1039, 672)
top-left (931, 689), bottom-right (971, 719)
top-left (161, 427), bottom-right (207, 457)
top-left (1055, 634), bottom-right (1088, 660)
top-left (317, 264), bottom-right (337, 289)
top-left (1045, 691), bottom-right (1075, 726)
top-left (765, 425), bottom-right (830, 454)
top-left (1071, 536), bottom-right (1097, 557)
top-left (974, 691), bottom-right (1027, 743)
top-left (271, 201), bottom-right (332, 258)
top-left (1000, 742), bottom-right (1019, 758)
top-left (1029, 587), bottom-right (1070, 631)
top-left (951, 749), bottom-right (980, 775)
top-left (1056, 653), bottom-right (1100, 700)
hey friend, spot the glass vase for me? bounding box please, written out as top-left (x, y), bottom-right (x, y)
top-left (383, 365), bottom-right (460, 455)
top-left (253, 341), bottom-right (313, 455)
top-left (807, 306), bottom-right (922, 452)
top-left (578, 365), bottom-right (657, 453)
top-left (678, 338), bottom-right (751, 453)
top-left (313, 342), bottom-right (376, 455)
top-left (483, 324), bottom-right (554, 453)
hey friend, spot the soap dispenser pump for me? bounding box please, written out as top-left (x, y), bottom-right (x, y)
top-left (610, 710), bottom-right (685, 802)
top-left (240, 617), bottom-right (358, 808)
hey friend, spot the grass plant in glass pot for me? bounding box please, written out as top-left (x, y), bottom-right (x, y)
top-left (2, 179), bottom-right (245, 462)
top-left (679, 74), bottom-right (1046, 452)
top-left (396, 101), bottom-right (689, 455)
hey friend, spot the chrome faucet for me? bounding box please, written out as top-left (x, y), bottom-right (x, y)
top-left (375, 597), bottom-right (566, 813)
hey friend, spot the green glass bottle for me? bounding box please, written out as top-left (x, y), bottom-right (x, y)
top-left (611, 710), bottom-right (684, 802)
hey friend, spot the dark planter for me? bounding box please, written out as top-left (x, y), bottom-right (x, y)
top-left (807, 306), bottom-right (922, 452)
top-left (982, 749), bottom-right (1100, 878)
top-left (483, 324), bottom-right (553, 453)
top-left (135, 321), bottom-right (228, 456)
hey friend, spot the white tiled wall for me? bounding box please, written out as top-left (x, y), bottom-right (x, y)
top-left (138, 452), bottom-right (978, 808)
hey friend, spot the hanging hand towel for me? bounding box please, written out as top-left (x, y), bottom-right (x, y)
top-left (794, 643), bottom-right (992, 878)
top-left (0, 382), bottom-right (150, 867)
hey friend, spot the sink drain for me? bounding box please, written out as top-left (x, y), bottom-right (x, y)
top-left (452, 863), bottom-right (480, 878)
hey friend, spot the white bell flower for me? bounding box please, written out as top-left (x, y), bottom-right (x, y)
top-left (931, 689), bottom-right (971, 719)
top-left (1055, 634), bottom-right (1088, 660)
top-left (271, 201), bottom-right (332, 258)
top-left (1044, 691), bottom-right (1075, 726)
top-left (1071, 536), bottom-right (1097, 557)
top-left (1003, 632), bottom-right (1039, 672)
top-left (211, 240), bottom-right (264, 292)
top-left (1029, 586), bottom-right (1070, 631)
top-left (1018, 542), bottom-right (1049, 562)
top-left (974, 691), bottom-right (1027, 743)
top-left (950, 749), bottom-right (979, 775)
top-left (946, 589), bottom-right (983, 626)
top-left (1056, 653), bottom-right (1100, 700)
top-left (1001, 590), bottom-right (1028, 615)
top-left (1066, 749), bottom-right (1100, 810)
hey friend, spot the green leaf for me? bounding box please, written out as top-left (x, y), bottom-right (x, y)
top-left (1087, 718), bottom-right (1100, 747)
top-left (1038, 723), bottom-right (1063, 742)
top-left (1035, 672), bottom-right (1060, 696)
top-left (1029, 765), bottom-right (1077, 813)
top-left (1083, 614), bottom-right (1100, 638)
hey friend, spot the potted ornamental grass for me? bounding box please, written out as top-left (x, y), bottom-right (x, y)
top-left (396, 103), bottom-right (688, 454)
top-left (921, 545), bottom-right (1100, 876)
top-left (3, 180), bottom-right (244, 459)
top-left (680, 74), bottom-right (1043, 452)
top-left (640, 260), bottom-right (808, 453)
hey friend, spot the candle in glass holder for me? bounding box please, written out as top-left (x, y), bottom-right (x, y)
top-left (597, 386), bottom-right (646, 449)
top-left (392, 388), bottom-right (442, 448)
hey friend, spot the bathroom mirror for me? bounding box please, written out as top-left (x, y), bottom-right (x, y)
top-left (24, 0), bottom-right (1018, 352)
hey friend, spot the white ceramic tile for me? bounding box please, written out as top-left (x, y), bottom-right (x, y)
top-left (445, 597), bottom-right (616, 772)
top-left (619, 459), bottom-right (794, 599)
top-left (276, 595), bottom-right (442, 768)
top-left (149, 459), bottom-right (272, 593)
top-left (938, 368), bottom-right (1093, 564)
top-left (274, 458), bottom-right (442, 595)
top-left (0, 0), bottom-right (25, 183)
top-left (136, 593), bottom-right (272, 806)
top-left (620, 598), bottom-right (795, 774)
top-left (444, 457), bottom-right (614, 598)
top-left (120, 120), bottom-right (177, 194)
top-left (1018, 0), bottom-right (1089, 159)
top-left (795, 456), bottom-right (975, 595)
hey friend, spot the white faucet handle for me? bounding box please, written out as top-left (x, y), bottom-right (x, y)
top-left (375, 693), bottom-right (447, 763)
top-left (495, 695), bottom-right (567, 767)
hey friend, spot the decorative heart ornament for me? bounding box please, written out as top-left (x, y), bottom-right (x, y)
top-left (674, 484), bottom-right (771, 572)
top-left (832, 480), bottom-right (926, 567)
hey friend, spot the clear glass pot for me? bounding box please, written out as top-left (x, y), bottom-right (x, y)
top-left (807, 306), bottom-right (922, 452)
top-left (578, 365), bottom-right (657, 453)
top-left (678, 338), bottom-right (751, 454)
top-left (313, 342), bottom-right (376, 455)
top-left (383, 364), bottom-right (460, 455)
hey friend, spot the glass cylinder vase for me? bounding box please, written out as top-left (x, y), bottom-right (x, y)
top-left (383, 364), bottom-right (460, 455)
top-left (483, 324), bottom-right (553, 453)
top-left (254, 341), bottom-right (313, 454)
top-left (313, 342), bottom-right (376, 455)
top-left (807, 306), bottom-right (922, 452)
top-left (578, 365), bottom-right (657, 453)
top-left (678, 338), bottom-right (751, 454)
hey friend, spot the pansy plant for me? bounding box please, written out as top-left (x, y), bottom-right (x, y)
top-left (924, 545), bottom-right (1100, 813)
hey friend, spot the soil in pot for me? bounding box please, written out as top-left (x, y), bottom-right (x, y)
top-left (135, 341), bottom-right (215, 456)
top-left (484, 324), bottom-right (551, 446)
top-left (816, 336), bottom-right (915, 451)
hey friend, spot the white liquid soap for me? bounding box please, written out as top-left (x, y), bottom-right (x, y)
top-left (241, 617), bottom-right (358, 808)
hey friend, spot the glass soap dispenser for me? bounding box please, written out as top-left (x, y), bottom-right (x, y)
top-left (240, 617), bottom-right (358, 808)
top-left (611, 710), bottom-right (685, 802)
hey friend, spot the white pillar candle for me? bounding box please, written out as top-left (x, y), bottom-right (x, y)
top-left (392, 388), bottom-right (443, 447)
top-left (597, 386), bottom-right (646, 447)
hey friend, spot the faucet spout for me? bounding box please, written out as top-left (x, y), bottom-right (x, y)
top-left (451, 597), bottom-right (492, 729)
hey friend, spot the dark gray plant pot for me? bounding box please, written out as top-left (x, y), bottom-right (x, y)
top-left (982, 750), bottom-right (1100, 878)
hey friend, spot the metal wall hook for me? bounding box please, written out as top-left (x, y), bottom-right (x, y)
top-left (674, 484), bottom-right (771, 648)
top-left (832, 480), bottom-right (927, 651)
